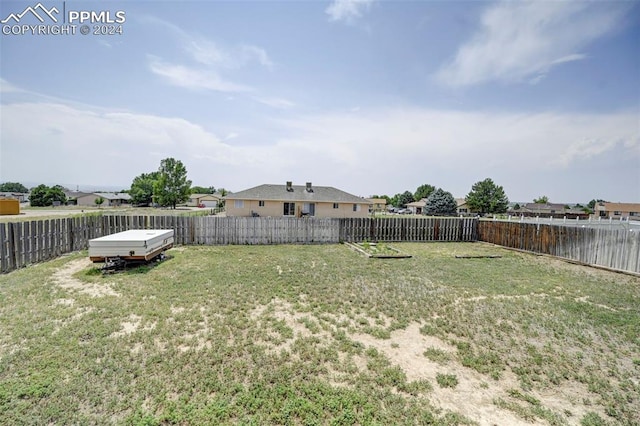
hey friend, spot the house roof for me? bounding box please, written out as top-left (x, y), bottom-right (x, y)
top-left (64, 191), bottom-right (93, 199)
top-left (224, 184), bottom-right (367, 204)
top-left (521, 203), bottom-right (566, 212)
top-left (190, 193), bottom-right (222, 200)
top-left (455, 198), bottom-right (468, 207)
top-left (601, 202), bottom-right (640, 212)
top-left (94, 192), bottom-right (131, 201)
top-left (406, 199), bottom-right (427, 208)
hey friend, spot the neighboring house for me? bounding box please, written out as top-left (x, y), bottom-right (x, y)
top-left (520, 203), bottom-right (567, 215)
top-left (406, 199), bottom-right (427, 215)
top-left (456, 198), bottom-right (472, 215)
top-left (367, 198), bottom-right (387, 214)
top-left (0, 192), bottom-right (28, 202)
top-left (76, 192), bottom-right (131, 207)
top-left (516, 203), bottom-right (588, 219)
top-left (224, 181), bottom-right (370, 218)
top-left (188, 193), bottom-right (223, 208)
top-left (407, 198), bottom-right (472, 215)
top-left (594, 202), bottom-right (640, 220)
top-left (64, 191), bottom-right (92, 205)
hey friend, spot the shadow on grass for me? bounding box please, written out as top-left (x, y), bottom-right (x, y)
top-left (84, 255), bottom-right (174, 276)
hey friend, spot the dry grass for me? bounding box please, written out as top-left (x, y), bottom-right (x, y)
top-left (0, 242), bottom-right (638, 425)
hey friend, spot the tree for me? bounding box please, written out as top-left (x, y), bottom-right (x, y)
top-left (129, 172), bottom-right (159, 206)
top-left (28, 184), bottom-right (66, 206)
top-left (414, 184), bottom-right (436, 201)
top-left (397, 191), bottom-right (415, 208)
top-left (29, 184), bottom-right (50, 207)
top-left (513, 203), bottom-right (521, 210)
top-left (191, 186), bottom-right (216, 194)
top-left (0, 182), bottom-right (28, 193)
top-left (153, 158), bottom-right (192, 209)
top-left (423, 188), bottom-right (457, 216)
top-left (465, 178), bottom-right (509, 215)
top-left (95, 197), bottom-right (105, 208)
top-left (47, 185), bottom-right (67, 205)
top-left (533, 195), bottom-right (549, 204)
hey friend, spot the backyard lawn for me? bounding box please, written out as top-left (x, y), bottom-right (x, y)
top-left (0, 243), bottom-right (638, 425)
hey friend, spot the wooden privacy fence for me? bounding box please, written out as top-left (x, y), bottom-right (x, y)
top-left (3, 216), bottom-right (637, 274)
top-left (339, 217), bottom-right (478, 243)
top-left (0, 216), bottom-right (477, 273)
top-left (479, 221), bottom-right (640, 274)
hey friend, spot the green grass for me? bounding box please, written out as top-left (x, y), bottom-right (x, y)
top-left (436, 373), bottom-right (459, 388)
top-left (0, 242), bottom-right (639, 425)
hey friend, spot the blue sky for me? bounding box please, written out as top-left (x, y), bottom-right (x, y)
top-left (1, 0), bottom-right (639, 203)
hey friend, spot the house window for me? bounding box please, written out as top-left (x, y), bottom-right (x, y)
top-left (630, 212), bottom-right (638, 217)
top-left (614, 211), bottom-right (621, 216)
top-left (258, 200), bottom-right (265, 207)
top-left (333, 203), bottom-right (339, 209)
top-left (353, 204), bottom-right (361, 212)
top-left (459, 208), bottom-right (468, 213)
top-left (302, 203), bottom-right (315, 216)
top-left (283, 202), bottom-right (295, 216)
top-left (234, 200), bottom-right (244, 208)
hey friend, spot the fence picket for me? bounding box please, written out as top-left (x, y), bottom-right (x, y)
top-left (2, 216), bottom-right (637, 274)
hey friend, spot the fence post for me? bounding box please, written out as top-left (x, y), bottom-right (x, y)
top-left (7, 223), bottom-right (16, 270)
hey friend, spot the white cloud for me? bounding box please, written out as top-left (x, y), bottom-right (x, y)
top-left (326, 0), bottom-right (374, 23)
top-left (148, 56), bottom-right (253, 92)
top-left (144, 18), bottom-right (273, 93)
top-left (0, 78), bottom-right (21, 93)
top-left (240, 45), bottom-right (274, 70)
top-left (254, 96), bottom-right (296, 109)
top-left (186, 40), bottom-right (274, 70)
top-left (436, 1), bottom-right (628, 87)
top-left (2, 100), bottom-right (637, 201)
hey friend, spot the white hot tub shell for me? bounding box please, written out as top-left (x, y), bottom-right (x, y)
top-left (89, 229), bottom-right (174, 262)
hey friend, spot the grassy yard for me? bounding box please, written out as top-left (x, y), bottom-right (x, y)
top-left (0, 243), bottom-right (638, 425)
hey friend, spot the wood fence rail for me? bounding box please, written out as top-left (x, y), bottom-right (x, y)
top-left (479, 221), bottom-right (640, 274)
top-left (0, 216), bottom-right (476, 273)
top-left (2, 216), bottom-right (637, 274)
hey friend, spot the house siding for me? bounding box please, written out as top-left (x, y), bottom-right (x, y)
top-left (595, 203), bottom-right (640, 220)
top-left (226, 199), bottom-right (368, 218)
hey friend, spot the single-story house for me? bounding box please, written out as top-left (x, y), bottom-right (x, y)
top-left (224, 181), bottom-right (370, 218)
top-left (594, 202), bottom-right (640, 220)
top-left (516, 203), bottom-right (588, 219)
top-left (75, 192), bottom-right (131, 207)
top-left (64, 191), bottom-right (92, 205)
top-left (0, 192), bottom-right (28, 202)
top-left (519, 203), bottom-right (567, 215)
top-left (456, 198), bottom-right (472, 215)
top-left (188, 193), bottom-right (224, 208)
top-left (367, 198), bottom-right (387, 214)
top-left (406, 199), bottom-right (427, 215)
top-left (406, 198), bottom-right (472, 215)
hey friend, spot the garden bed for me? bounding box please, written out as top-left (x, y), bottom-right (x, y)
top-left (345, 241), bottom-right (412, 258)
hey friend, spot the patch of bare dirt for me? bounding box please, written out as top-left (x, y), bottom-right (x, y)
top-left (110, 314), bottom-right (143, 337)
top-left (248, 299), bottom-right (608, 425)
top-left (351, 323), bottom-right (538, 425)
top-left (574, 296), bottom-right (618, 312)
top-left (53, 258), bottom-right (121, 297)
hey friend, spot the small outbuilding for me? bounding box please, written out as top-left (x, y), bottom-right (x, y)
top-left (0, 199), bottom-right (20, 215)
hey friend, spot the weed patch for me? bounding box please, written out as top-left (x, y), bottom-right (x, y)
top-left (0, 243), bottom-right (638, 424)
